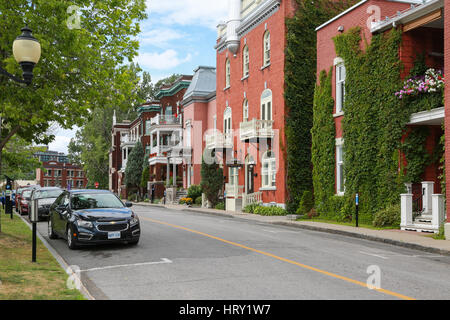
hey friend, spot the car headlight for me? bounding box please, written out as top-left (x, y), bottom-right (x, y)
top-left (130, 216), bottom-right (139, 226)
top-left (77, 220), bottom-right (93, 229)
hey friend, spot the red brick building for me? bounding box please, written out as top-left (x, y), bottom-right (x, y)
top-left (36, 158), bottom-right (87, 189)
top-left (212, 0), bottom-right (297, 211)
top-left (316, 0), bottom-right (446, 232)
top-left (109, 76), bottom-right (192, 199)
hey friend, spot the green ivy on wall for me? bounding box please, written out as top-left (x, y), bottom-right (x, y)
top-left (401, 127), bottom-right (431, 184)
top-left (284, 0), bottom-right (357, 213)
top-left (311, 68), bottom-right (336, 216)
top-left (330, 27), bottom-right (406, 223)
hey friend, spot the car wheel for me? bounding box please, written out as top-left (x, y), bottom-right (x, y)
top-left (67, 226), bottom-right (78, 250)
top-left (129, 238), bottom-right (139, 246)
top-left (48, 219), bottom-right (58, 239)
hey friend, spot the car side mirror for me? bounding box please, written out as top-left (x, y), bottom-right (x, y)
top-left (125, 202), bottom-right (133, 208)
top-left (57, 204), bottom-right (67, 212)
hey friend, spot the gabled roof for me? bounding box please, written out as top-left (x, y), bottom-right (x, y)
top-left (182, 66), bottom-right (216, 106)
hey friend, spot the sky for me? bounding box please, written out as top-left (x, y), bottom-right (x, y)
top-left (49, 0), bottom-right (228, 154)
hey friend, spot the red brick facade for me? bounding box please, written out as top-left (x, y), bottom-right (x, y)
top-left (36, 161), bottom-right (87, 189)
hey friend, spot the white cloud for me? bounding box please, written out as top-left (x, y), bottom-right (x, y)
top-left (48, 126), bottom-right (78, 154)
top-left (146, 0), bottom-right (228, 29)
top-left (139, 28), bottom-right (185, 48)
top-left (136, 49), bottom-right (192, 70)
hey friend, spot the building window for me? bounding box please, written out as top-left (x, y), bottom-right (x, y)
top-left (225, 59), bottom-right (231, 88)
top-left (243, 99), bottom-right (249, 122)
top-left (336, 63), bottom-right (346, 114)
top-left (165, 106), bottom-right (173, 117)
top-left (229, 167), bottom-right (239, 186)
top-left (261, 151), bottom-right (276, 188)
top-left (243, 45), bottom-right (249, 77)
top-left (263, 31), bottom-right (270, 66)
top-left (224, 107), bottom-right (232, 135)
top-left (336, 142), bottom-right (345, 195)
top-left (260, 89), bottom-right (272, 124)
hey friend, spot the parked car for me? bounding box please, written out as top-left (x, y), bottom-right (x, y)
top-left (48, 189), bottom-right (140, 249)
top-left (30, 187), bottom-right (63, 221)
top-left (16, 185), bottom-right (40, 213)
top-left (18, 186), bottom-right (40, 216)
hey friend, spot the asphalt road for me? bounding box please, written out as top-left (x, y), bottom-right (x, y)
top-left (35, 205), bottom-right (450, 300)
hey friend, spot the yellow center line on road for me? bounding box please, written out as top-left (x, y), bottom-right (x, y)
top-left (140, 216), bottom-right (416, 301)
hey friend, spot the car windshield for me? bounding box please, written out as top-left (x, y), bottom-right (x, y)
top-left (34, 190), bottom-right (62, 199)
top-left (71, 193), bottom-right (124, 210)
top-left (22, 190), bottom-right (32, 198)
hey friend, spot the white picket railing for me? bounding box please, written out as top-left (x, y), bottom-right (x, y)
top-left (240, 119), bottom-right (274, 140)
top-left (243, 191), bottom-right (263, 208)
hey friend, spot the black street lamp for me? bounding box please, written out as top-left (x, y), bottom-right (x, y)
top-left (0, 26), bottom-right (41, 85)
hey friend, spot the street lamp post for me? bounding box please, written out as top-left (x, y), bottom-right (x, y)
top-left (0, 26), bottom-right (41, 86)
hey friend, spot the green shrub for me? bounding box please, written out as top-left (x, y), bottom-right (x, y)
top-left (253, 206), bottom-right (287, 216)
top-left (243, 203), bottom-right (260, 214)
top-left (188, 185), bottom-right (203, 200)
top-left (296, 190), bottom-right (314, 215)
top-left (195, 196), bottom-right (202, 205)
top-left (215, 202), bottom-right (225, 210)
top-left (373, 204), bottom-right (401, 228)
top-left (128, 193), bottom-right (137, 202)
top-left (433, 223), bottom-right (446, 240)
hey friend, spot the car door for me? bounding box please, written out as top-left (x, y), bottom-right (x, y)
top-left (50, 193), bottom-right (65, 236)
top-left (53, 192), bottom-right (69, 235)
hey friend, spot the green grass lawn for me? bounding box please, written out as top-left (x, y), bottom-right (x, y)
top-left (0, 212), bottom-right (85, 300)
top-left (296, 216), bottom-right (398, 231)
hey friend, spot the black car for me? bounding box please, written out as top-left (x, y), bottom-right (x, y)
top-left (48, 189), bottom-right (140, 249)
top-left (30, 187), bottom-right (63, 221)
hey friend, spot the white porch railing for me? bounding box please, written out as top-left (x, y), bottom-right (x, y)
top-left (225, 183), bottom-right (244, 198)
top-left (150, 145), bottom-right (171, 157)
top-left (205, 132), bottom-right (233, 149)
top-left (400, 181), bottom-right (445, 233)
top-left (150, 114), bottom-right (182, 126)
top-left (242, 191), bottom-right (263, 208)
top-left (240, 119), bottom-right (274, 141)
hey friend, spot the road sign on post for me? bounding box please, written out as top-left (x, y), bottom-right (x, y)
top-left (95, 182), bottom-right (99, 189)
top-left (355, 193), bottom-right (359, 228)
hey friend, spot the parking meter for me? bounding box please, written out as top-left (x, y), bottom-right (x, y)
top-left (31, 198), bottom-right (39, 223)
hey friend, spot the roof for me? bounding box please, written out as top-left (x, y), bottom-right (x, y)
top-left (155, 75), bottom-right (193, 99)
top-left (315, 0), bottom-right (423, 31)
top-left (182, 66), bottom-right (216, 105)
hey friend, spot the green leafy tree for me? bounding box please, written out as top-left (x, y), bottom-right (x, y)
top-left (2, 136), bottom-right (44, 180)
top-left (125, 140), bottom-right (144, 197)
top-left (200, 156), bottom-right (223, 207)
top-left (140, 164), bottom-right (149, 189)
top-left (0, 0), bottom-right (147, 232)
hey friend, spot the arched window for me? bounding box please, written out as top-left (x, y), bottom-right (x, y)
top-left (225, 59), bottom-right (231, 88)
top-left (243, 99), bottom-right (249, 122)
top-left (261, 151), bottom-right (276, 188)
top-left (243, 45), bottom-right (249, 77)
top-left (260, 89), bottom-right (272, 122)
top-left (263, 31), bottom-right (270, 66)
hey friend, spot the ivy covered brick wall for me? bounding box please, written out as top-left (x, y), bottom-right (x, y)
top-left (284, 0), bottom-right (357, 213)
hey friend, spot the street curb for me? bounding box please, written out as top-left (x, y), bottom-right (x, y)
top-left (137, 203), bottom-right (450, 257)
top-left (268, 221), bottom-right (450, 257)
top-left (15, 213), bottom-right (96, 300)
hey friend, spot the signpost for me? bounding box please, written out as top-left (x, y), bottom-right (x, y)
top-left (355, 193), bottom-right (359, 228)
top-left (95, 182), bottom-right (99, 189)
top-left (5, 176), bottom-right (13, 219)
top-left (31, 198), bottom-right (38, 262)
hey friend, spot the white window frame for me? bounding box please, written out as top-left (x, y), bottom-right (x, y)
top-left (243, 45), bottom-right (249, 78)
top-left (263, 31), bottom-right (271, 67)
top-left (228, 167), bottom-right (239, 186)
top-left (335, 61), bottom-right (346, 115)
top-left (336, 138), bottom-right (345, 196)
top-left (261, 151), bottom-right (276, 190)
top-left (225, 59), bottom-right (231, 88)
top-left (243, 99), bottom-right (249, 122)
top-left (224, 107), bottom-right (232, 135)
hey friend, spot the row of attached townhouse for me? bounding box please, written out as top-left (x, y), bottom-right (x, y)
top-left (109, 0), bottom-right (450, 236)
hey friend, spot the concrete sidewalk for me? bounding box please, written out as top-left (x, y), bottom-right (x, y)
top-left (135, 202), bottom-right (450, 256)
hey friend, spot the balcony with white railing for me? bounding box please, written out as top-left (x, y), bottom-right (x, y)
top-left (240, 119), bottom-right (274, 141)
top-left (150, 114), bottom-right (182, 127)
top-left (205, 131), bottom-right (233, 149)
